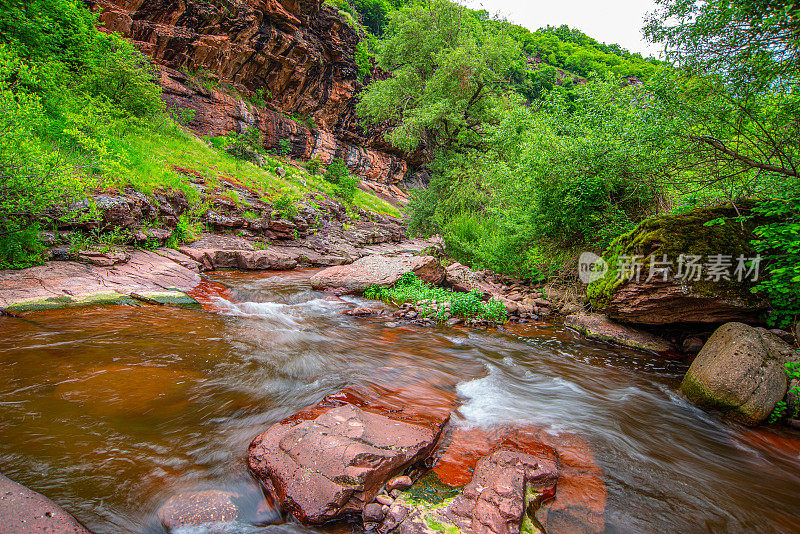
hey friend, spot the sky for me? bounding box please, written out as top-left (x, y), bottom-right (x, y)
top-left (459, 0), bottom-right (662, 57)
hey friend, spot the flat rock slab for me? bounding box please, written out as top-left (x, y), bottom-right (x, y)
top-left (0, 250), bottom-right (201, 312)
top-left (0, 473), bottom-right (91, 534)
top-left (564, 313), bottom-right (676, 355)
top-left (309, 255), bottom-right (445, 294)
top-left (248, 404), bottom-right (445, 524)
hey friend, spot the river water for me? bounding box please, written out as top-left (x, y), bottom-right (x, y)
top-left (1, 270), bottom-right (798, 533)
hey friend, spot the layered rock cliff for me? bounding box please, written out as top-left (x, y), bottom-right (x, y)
top-left (89, 0), bottom-right (408, 188)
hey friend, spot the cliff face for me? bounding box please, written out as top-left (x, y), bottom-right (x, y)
top-left (90, 0), bottom-right (408, 186)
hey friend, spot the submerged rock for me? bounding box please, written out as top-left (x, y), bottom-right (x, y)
top-left (0, 473), bottom-right (91, 534)
top-left (681, 322), bottom-right (797, 425)
top-left (310, 255), bottom-right (445, 294)
top-left (157, 490), bottom-right (240, 531)
top-left (248, 404), bottom-right (446, 524)
top-left (564, 313), bottom-right (676, 355)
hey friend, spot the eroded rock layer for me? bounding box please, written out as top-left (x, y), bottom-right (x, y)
top-left (90, 0), bottom-right (409, 185)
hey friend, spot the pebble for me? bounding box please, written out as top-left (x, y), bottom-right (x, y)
top-left (376, 494), bottom-right (394, 506)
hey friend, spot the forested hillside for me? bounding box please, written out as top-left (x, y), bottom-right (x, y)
top-left (349, 0), bottom-right (799, 328)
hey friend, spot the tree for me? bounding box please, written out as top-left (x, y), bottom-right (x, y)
top-left (356, 0), bottom-right (520, 159)
top-left (645, 0), bottom-right (800, 181)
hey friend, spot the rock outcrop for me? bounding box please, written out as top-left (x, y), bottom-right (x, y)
top-left (565, 313), bottom-right (676, 355)
top-left (681, 322), bottom-right (798, 425)
top-left (90, 0), bottom-right (410, 189)
top-left (0, 473), bottom-right (92, 534)
top-left (0, 249), bottom-right (202, 312)
top-left (248, 404), bottom-right (446, 524)
top-left (588, 204), bottom-right (768, 325)
top-left (310, 255), bottom-right (446, 294)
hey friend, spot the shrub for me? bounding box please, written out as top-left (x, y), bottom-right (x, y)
top-left (751, 192), bottom-right (800, 329)
top-left (324, 158), bottom-right (350, 184)
top-left (278, 138), bottom-right (291, 157)
top-left (305, 158), bottom-right (323, 175)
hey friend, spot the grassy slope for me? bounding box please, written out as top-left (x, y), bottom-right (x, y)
top-left (106, 118), bottom-right (403, 218)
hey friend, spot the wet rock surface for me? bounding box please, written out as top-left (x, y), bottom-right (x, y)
top-left (681, 322), bottom-right (798, 425)
top-left (379, 449), bottom-right (558, 534)
top-left (564, 313), bottom-right (676, 355)
top-left (0, 249), bottom-right (202, 312)
top-left (248, 404), bottom-right (447, 524)
top-left (157, 490), bottom-right (240, 531)
top-left (0, 473), bottom-right (91, 534)
top-left (310, 255), bottom-right (446, 294)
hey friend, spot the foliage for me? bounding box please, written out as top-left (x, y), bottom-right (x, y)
top-left (407, 77), bottom-right (668, 277)
top-left (751, 191), bottom-right (800, 329)
top-left (355, 40), bottom-right (374, 83)
top-left (364, 273), bottom-right (508, 323)
top-left (278, 138), bottom-right (292, 157)
top-left (272, 194), bottom-right (299, 218)
top-left (322, 158), bottom-right (361, 203)
top-left (357, 0), bottom-right (520, 156)
top-left (225, 127), bottom-right (264, 161)
top-left (768, 362), bottom-right (800, 423)
top-left (305, 158), bottom-right (323, 175)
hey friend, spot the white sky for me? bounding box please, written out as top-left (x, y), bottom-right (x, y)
top-left (459, 0), bottom-right (662, 57)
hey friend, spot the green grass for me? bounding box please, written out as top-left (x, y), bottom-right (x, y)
top-left (104, 118), bottom-right (403, 218)
top-left (364, 273), bottom-right (508, 323)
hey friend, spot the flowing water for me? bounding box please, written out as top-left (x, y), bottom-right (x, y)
top-left (1, 270), bottom-right (799, 533)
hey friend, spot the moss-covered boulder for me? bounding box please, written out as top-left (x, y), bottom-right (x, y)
top-left (587, 203), bottom-right (768, 325)
top-left (680, 322), bottom-right (797, 425)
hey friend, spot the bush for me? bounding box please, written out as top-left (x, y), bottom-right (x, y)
top-left (751, 191), bottom-right (800, 329)
top-left (305, 158), bottom-right (323, 175)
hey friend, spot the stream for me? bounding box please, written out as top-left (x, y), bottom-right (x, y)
top-left (1, 270), bottom-right (799, 533)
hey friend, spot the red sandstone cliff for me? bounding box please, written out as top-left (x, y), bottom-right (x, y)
top-left (89, 0), bottom-right (408, 187)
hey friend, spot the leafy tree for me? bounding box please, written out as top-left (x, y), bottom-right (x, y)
top-left (357, 0), bottom-right (520, 158)
top-left (645, 0), bottom-right (799, 181)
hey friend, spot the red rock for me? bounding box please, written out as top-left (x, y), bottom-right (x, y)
top-left (91, 0), bottom-right (410, 190)
top-left (0, 473), bottom-right (91, 534)
top-left (346, 307), bottom-right (383, 316)
top-left (379, 448), bottom-right (558, 534)
top-left (310, 255), bottom-right (445, 294)
top-left (385, 476), bottom-right (412, 492)
top-left (248, 404), bottom-right (447, 524)
top-left (603, 277), bottom-right (767, 325)
top-left (564, 313), bottom-right (677, 355)
top-left (0, 250), bottom-right (201, 312)
top-left (431, 426), bottom-right (606, 534)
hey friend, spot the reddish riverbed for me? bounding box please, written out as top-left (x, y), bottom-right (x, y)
top-left (1, 270), bottom-right (799, 533)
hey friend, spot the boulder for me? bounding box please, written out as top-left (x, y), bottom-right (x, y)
top-left (0, 473), bottom-right (91, 534)
top-left (588, 203), bottom-right (768, 325)
top-left (248, 404), bottom-right (446, 524)
top-left (310, 255), bottom-right (445, 294)
top-left (179, 248), bottom-right (298, 271)
top-left (680, 322), bottom-right (797, 425)
top-left (565, 313), bottom-right (675, 355)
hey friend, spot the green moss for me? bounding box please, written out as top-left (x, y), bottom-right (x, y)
top-left (588, 202), bottom-right (763, 310)
top-left (402, 472), bottom-right (462, 506)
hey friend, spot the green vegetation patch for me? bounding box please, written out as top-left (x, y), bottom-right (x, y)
top-left (364, 273), bottom-right (508, 323)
